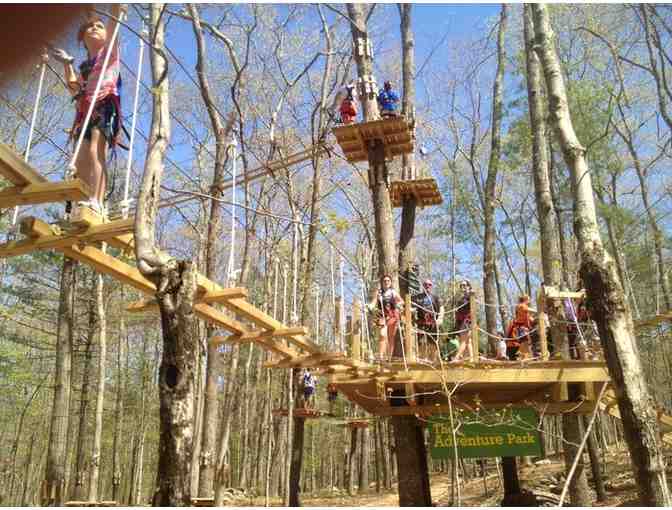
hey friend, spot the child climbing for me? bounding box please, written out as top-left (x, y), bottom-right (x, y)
top-left (452, 280), bottom-right (474, 362)
top-left (367, 274), bottom-right (403, 362)
top-left (413, 279), bottom-right (444, 363)
top-left (507, 295), bottom-right (536, 360)
top-left (50, 4), bottom-right (126, 217)
top-left (302, 368), bottom-right (317, 409)
top-left (339, 84), bottom-right (358, 124)
top-left (377, 81), bottom-right (399, 118)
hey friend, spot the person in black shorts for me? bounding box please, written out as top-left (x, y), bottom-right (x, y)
top-left (413, 279), bottom-right (444, 362)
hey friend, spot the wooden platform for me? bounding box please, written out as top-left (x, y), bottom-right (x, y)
top-left (332, 117), bottom-right (413, 163)
top-left (635, 311), bottom-right (672, 329)
top-left (390, 178), bottom-right (443, 207)
top-left (64, 501), bottom-right (116, 507)
top-left (0, 142), bottom-right (91, 207)
top-left (272, 407), bottom-right (329, 419)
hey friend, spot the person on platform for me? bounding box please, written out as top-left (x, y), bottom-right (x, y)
top-left (50, 4), bottom-right (126, 217)
top-left (507, 295), bottom-right (536, 360)
top-left (377, 81), bottom-right (400, 118)
top-left (367, 274), bottom-right (403, 361)
top-left (414, 279), bottom-right (444, 363)
top-left (339, 84), bottom-right (358, 124)
top-left (302, 368), bottom-right (317, 409)
top-left (452, 280), bottom-right (474, 362)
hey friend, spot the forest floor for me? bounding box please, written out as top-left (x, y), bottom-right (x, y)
top-left (242, 445), bottom-right (663, 506)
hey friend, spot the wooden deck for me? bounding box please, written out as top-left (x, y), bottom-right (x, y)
top-left (332, 117), bottom-right (414, 163)
top-left (389, 178), bottom-right (443, 208)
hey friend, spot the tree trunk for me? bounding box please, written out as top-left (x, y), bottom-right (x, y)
top-left (43, 257), bottom-right (77, 506)
top-left (532, 4), bottom-right (671, 505)
top-left (482, 4), bottom-right (507, 339)
top-left (111, 308), bottom-right (127, 502)
top-left (391, 416), bottom-right (431, 506)
top-left (584, 416), bottom-right (607, 502)
top-left (88, 271), bottom-right (107, 501)
top-left (397, 3), bottom-right (417, 289)
top-left (359, 426), bottom-right (369, 494)
top-left (135, 5), bottom-right (197, 506)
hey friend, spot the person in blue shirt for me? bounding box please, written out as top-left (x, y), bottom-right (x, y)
top-left (377, 81), bottom-right (400, 118)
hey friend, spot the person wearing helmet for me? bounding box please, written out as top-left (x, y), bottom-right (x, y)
top-left (339, 84), bottom-right (358, 124)
top-left (377, 81), bottom-right (400, 118)
top-left (414, 279), bottom-right (444, 363)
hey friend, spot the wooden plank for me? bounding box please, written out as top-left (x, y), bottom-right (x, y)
top-left (69, 205), bottom-right (103, 227)
top-left (0, 217), bottom-right (135, 258)
top-left (0, 142), bottom-right (46, 185)
top-left (225, 297), bottom-right (321, 354)
top-left (62, 244), bottom-right (155, 294)
top-left (0, 179), bottom-right (91, 208)
top-left (212, 326), bottom-right (309, 345)
top-left (263, 352), bottom-right (351, 369)
top-left (544, 285), bottom-right (586, 300)
top-left (372, 401), bottom-right (599, 417)
top-left (200, 287), bottom-right (248, 304)
top-left (332, 365), bottom-right (611, 385)
top-left (193, 303), bottom-right (247, 336)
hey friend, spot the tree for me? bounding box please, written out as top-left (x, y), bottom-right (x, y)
top-left (532, 4), bottom-right (671, 505)
top-left (134, 4), bottom-right (198, 505)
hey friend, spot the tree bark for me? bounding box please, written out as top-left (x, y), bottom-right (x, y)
top-left (482, 4), bottom-right (507, 339)
top-left (44, 257), bottom-right (77, 506)
top-left (532, 4), bottom-right (671, 505)
top-left (397, 3), bottom-right (417, 289)
top-left (135, 5), bottom-right (198, 506)
top-left (111, 306), bottom-right (127, 502)
top-left (391, 416), bottom-right (431, 506)
top-left (88, 271), bottom-right (107, 501)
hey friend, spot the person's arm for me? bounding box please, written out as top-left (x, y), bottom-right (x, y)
top-left (437, 304), bottom-right (445, 326)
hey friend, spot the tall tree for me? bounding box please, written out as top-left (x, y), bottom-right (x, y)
top-left (135, 4), bottom-right (198, 505)
top-left (43, 258), bottom-right (77, 506)
top-left (346, 4), bottom-right (431, 506)
top-left (524, 5), bottom-right (591, 506)
top-left (532, 4), bottom-right (671, 505)
top-left (482, 4), bottom-right (507, 340)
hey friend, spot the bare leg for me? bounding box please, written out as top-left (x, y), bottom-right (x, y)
top-left (74, 128), bottom-right (107, 205)
top-left (378, 326), bottom-right (387, 359)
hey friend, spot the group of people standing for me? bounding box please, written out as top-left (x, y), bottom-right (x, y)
top-left (336, 80), bottom-right (400, 125)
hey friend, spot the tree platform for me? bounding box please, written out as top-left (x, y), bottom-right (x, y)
top-left (332, 117), bottom-right (414, 163)
top-left (389, 178), bottom-right (443, 207)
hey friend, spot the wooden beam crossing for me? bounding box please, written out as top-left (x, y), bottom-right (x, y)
top-left (0, 179), bottom-right (91, 208)
top-left (0, 142), bottom-right (48, 186)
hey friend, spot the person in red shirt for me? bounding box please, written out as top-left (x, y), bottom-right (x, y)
top-left (507, 295), bottom-right (535, 359)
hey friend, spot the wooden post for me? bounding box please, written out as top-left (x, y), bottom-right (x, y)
top-left (537, 288), bottom-right (548, 360)
top-left (404, 293), bottom-right (415, 363)
top-left (470, 292), bottom-right (479, 362)
top-left (352, 299), bottom-right (362, 362)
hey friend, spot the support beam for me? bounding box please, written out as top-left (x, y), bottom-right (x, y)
top-left (0, 142), bottom-right (47, 186)
top-left (0, 179), bottom-right (91, 208)
top-left (211, 326), bottom-right (309, 345)
top-left (0, 217), bottom-right (134, 258)
top-left (372, 401), bottom-right (599, 417)
top-left (127, 287), bottom-right (249, 312)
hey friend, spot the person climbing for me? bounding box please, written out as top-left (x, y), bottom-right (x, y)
top-left (367, 274), bottom-right (403, 362)
top-left (507, 295), bottom-right (536, 360)
top-left (302, 368), bottom-right (317, 409)
top-left (49, 4), bottom-right (126, 217)
top-left (339, 84), bottom-right (357, 124)
top-left (377, 81), bottom-right (399, 118)
top-left (327, 383), bottom-right (338, 415)
top-left (452, 280), bottom-right (474, 362)
top-left (413, 279), bottom-right (444, 363)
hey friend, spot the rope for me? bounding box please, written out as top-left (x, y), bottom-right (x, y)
top-left (476, 325), bottom-right (539, 341)
top-left (121, 26), bottom-right (147, 218)
top-left (339, 256), bottom-right (345, 352)
top-left (410, 325), bottom-right (470, 337)
top-left (11, 55), bottom-right (48, 227)
top-left (362, 285), bottom-right (373, 361)
top-left (68, 12), bottom-right (124, 177)
top-left (226, 139), bottom-right (238, 284)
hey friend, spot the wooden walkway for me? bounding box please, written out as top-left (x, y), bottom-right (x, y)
top-left (332, 117), bottom-right (414, 163)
